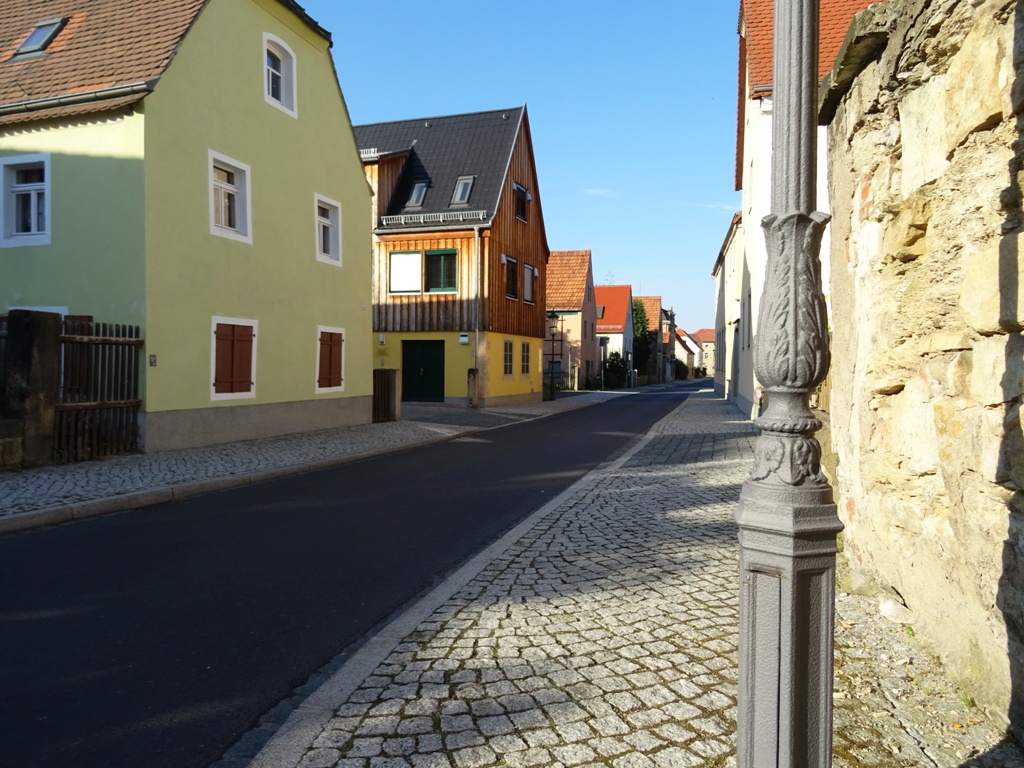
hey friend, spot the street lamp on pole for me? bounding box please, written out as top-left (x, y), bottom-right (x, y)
top-left (735, 1), bottom-right (842, 767)
top-left (546, 310), bottom-right (560, 401)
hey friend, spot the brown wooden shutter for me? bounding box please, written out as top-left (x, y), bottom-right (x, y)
top-left (215, 323), bottom-right (254, 394)
top-left (318, 331), bottom-right (343, 388)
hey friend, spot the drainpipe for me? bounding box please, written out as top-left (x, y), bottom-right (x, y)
top-left (473, 225), bottom-right (482, 407)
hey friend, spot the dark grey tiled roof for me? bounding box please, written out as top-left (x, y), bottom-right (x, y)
top-left (354, 107), bottom-right (523, 229)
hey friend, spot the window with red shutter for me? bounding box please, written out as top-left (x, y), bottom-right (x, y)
top-left (317, 328), bottom-right (344, 390)
top-left (213, 320), bottom-right (255, 397)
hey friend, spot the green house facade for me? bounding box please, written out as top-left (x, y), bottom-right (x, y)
top-left (0, 0), bottom-right (372, 451)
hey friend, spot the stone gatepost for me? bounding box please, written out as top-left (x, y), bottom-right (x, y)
top-left (1, 310), bottom-right (62, 467)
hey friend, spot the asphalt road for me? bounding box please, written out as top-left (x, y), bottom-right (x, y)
top-left (0, 386), bottom-right (690, 768)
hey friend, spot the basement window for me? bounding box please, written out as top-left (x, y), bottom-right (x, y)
top-left (15, 18), bottom-right (67, 56)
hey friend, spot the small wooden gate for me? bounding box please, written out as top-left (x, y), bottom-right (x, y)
top-left (54, 317), bottom-right (143, 463)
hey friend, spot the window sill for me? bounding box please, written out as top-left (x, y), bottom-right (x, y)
top-left (211, 390), bottom-right (256, 402)
top-left (315, 384), bottom-right (345, 394)
top-left (211, 225), bottom-right (252, 244)
top-left (0, 233), bottom-right (50, 248)
top-left (317, 253), bottom-right (343, 267)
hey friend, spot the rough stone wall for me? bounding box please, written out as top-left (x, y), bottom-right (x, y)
top-left (825, 0), bottom-right (1024, 733)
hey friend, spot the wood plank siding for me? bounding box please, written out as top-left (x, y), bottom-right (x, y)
top-left (372, 232), bottom-right (479, 332)
top-left (485, 114), bottom-right (549, 339)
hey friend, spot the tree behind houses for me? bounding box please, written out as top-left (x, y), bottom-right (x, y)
top-left (632, 298), bottom-right (652, 373)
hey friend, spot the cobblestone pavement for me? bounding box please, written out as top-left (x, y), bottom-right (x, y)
top-left (0, 391), bottom-right (624, 532)
top-left (244, 392), bottom-right (1023, 768)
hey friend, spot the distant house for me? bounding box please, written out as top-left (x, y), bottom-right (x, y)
top-left (595, 285), bottom-right (634, 381)
top-left (0, 0), bottom-right (372, 453)
top-left (712, 213), bottom-right (741, 398)
top-left (675, 330), bottom-right (702, 377)
top-left (692, 329), bottom-right (716, 377)
top-left (546, 250), bottom-right (599, 390)
top-left (355, 107), bottom-right (550, 406)
top-left (635, 296), bottom-right (663, 384)
top-left (635, 296), bottom-right (678, 384)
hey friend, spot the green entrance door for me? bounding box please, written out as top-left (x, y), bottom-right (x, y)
top-left (402, 340), bottom-right (445, 402)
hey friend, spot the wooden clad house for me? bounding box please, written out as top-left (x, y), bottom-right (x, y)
top-left (355, 107), bottom-right (550, 406)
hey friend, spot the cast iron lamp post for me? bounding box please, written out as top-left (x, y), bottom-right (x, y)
top-left (735, 1), bottom-right (842, 766)
top-left (546, 310), bottom-right (560, 401)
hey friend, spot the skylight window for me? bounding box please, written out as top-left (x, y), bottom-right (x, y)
top-left (451, 176), bottom-right (474, 206)
top-left (408, 181), bottom-right (428, 208)
top-left (15, 17), bottom-right (67, 56)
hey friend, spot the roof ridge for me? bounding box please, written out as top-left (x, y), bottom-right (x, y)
top-left (355, 106), bottom-right (523, 129)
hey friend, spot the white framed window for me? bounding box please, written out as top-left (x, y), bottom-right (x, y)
top-left (314, 194), bottom-right (341, 265)
top-left (211, 316), bottom-right (257, 401)
top-left (1, 154), bottom-right (51, 248)
top-left (209, 150), bottom-right (252, 243)
top-left (389, 251), bottom-right (422, 294)
top-left (315, 325), bottom-right (345, 393)
top-left (263, 33), bottom-right (297, 118)
top-left (503, 340), bottom-right (514, 376)
top-left (523, 264), bottom-right (536, 303)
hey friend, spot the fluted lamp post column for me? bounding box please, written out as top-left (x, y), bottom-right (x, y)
top-left (735, 0), bottom-right (842, 767)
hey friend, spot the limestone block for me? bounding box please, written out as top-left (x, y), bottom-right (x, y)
top-left (970, 333), bottom-right (1024, 407)
top-left (1001, 400), bottom-right (1024, 489)
top-left (883, 192), bottom-right (930, 263)
top-left (918, 332), bottom-right (972, 355)
top-left (960, 236), bottom-right (1024, 333)
top-left (879, 596), bottom-right (916, 625)
top-left (888, 376), bottom-right (941, 473)
top-left (943, 8), bottom-right (1010, 156)
top-left (900, 75), bottom-right (950, 199)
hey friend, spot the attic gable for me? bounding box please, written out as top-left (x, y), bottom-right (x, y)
top-left (595, 285), bottom-right (633, 334)
top-left (354, 107), bottom-right (524, 231)
top-left (547, 250), bottom-right (593, 311)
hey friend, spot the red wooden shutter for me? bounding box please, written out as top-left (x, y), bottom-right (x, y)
top-left (318, 331), bottom-right (343, 388)
top-left (233, 324), bottom-right (253, 392)
top-left (214, 323), bottom-right (254, 394)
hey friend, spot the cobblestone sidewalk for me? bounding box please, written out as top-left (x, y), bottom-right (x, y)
top-left (243, 392), bottom-right (1023, 768)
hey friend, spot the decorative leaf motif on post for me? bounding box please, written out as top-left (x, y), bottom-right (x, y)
top-left (755, 212), bottom-right (831, 392)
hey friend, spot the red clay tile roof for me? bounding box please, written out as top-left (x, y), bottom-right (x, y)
top-left (547, 250), bottom-right (592, 311)
top-left (0, 1), bottom-right (206, 115)
top-left (692, 328), bottom-right (716, 344)
top-left (595, 285), bottom-right (632, 334)
top-left (736, 0), bottom-right (875, 190)
top-left (740, 0), bottom-right (877, 99)
top-left (635, 296), bottom-right (662, 333)
top-left (0, 0), bottom-right (329, 125)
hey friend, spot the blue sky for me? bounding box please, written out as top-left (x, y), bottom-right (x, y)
top-left (305, 1), bottom-right (741, 334)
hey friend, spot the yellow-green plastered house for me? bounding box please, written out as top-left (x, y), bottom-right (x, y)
top-left (0, 0), bottom-right (372, 451)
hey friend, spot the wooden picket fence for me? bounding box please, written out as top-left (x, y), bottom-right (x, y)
top-left (53, 317), bottom-right (143, 463)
